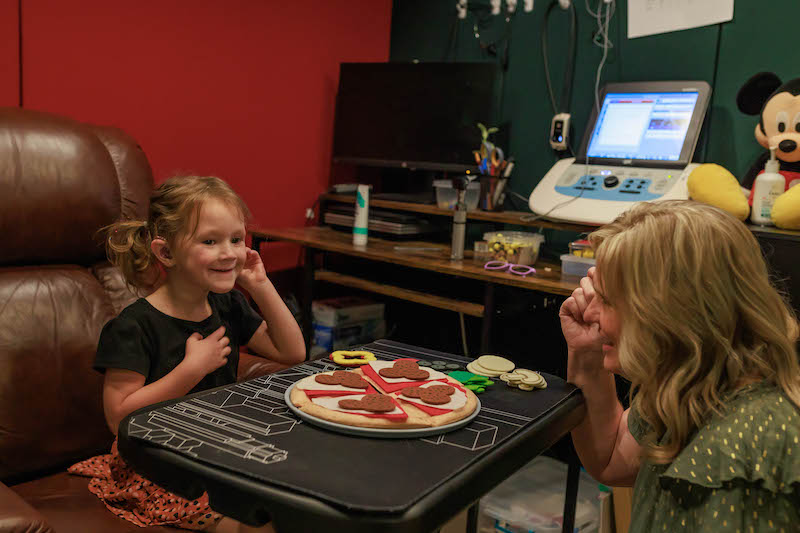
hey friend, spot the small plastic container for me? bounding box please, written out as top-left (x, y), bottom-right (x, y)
top-left (434, 179), bottom-right (480, 210)
top-left (569, 239), bottom-right (594, 258)
top-left (473, 240), bottom-right (494, 263)
top-left (484, 231), bottom-right (545, 265)
top-left (561, 254), bottom-right (596, 278)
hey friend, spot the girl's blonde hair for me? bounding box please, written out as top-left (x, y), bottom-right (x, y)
top-left (103, 175), bottom-right (250, 290)
top-left (589, 200), bottom-right (800, 464)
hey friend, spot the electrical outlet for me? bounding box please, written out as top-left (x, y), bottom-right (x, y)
top-left (305, 208), bottom-right (315, 220)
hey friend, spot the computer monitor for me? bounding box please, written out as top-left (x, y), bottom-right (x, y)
top-left (332, 62), bottom-right (499, 173)
top-left (576, 80), bottom-right (712, 168)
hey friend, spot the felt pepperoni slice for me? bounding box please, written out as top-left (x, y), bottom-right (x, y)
top-left (314, 371), bottom-right (369, 389)
top-left (338, 394), bottom-right (396, 412)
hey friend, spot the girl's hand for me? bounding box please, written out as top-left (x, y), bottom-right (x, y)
top-left (183, 326), bottom-right (231, 377)
top-left (237, 248), bottom-right (268, 293)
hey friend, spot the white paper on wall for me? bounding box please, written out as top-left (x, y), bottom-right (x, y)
top-left (627, 0), bottom-right (733, 39)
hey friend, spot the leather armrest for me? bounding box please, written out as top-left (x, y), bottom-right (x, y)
top-left (0, 482), bottom-right (55, 533)
top-left (237, 351), bottom-right (290, 382)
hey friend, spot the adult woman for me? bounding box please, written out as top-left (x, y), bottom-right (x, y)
top-left (560, 200), bottom-right (800, 531)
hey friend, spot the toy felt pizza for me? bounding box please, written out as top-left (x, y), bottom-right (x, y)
top-left (289, 360), bottom-right (478, 430)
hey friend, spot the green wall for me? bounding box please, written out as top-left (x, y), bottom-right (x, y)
top-left (390, 0), bottom-right (800, 203)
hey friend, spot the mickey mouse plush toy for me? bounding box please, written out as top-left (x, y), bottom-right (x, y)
top-left (737, 72), bottom-right (800, 228)
top-left (687, 72), bottom-right (800, 228)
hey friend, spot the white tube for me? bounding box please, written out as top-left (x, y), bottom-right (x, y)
top-left (353, 184), bottom-right (370, 246)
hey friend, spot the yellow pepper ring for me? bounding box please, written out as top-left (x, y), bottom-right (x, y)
top-left (330, 350), bottom-right (377, 366)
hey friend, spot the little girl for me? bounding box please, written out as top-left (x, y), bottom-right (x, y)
top-left (69, 176), bottom-right (305, 532)
top-left (561, 200), bottom-right (800, 532)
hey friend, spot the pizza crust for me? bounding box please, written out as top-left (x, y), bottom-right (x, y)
top-left (289, 368), bottom-right (478, 430)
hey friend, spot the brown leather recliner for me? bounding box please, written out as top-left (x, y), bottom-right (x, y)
top-left (0, 108), bottom-right (286, 533)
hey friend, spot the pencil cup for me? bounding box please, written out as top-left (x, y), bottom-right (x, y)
top-left (353, 184), bottom-right (369, 246)
top-left (480, 176), bottom-right (506, 212)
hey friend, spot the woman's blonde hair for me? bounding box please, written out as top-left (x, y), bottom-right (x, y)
top-left (103, 175), bottom-right (250, 290)
top-left (589, 200), bottom-right (800, 464)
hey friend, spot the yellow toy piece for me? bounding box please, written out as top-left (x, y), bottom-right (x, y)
top-left (687, 163), bottom-right (750, 221)
top-left (330, 350), bottom-right (377, 366)
top-left (770, 184), bottom-right (800, 229)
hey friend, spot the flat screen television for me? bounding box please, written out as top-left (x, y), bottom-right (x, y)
top-left (332, 62), bottom-right (499, 173)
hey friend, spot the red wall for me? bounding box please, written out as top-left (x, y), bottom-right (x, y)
top-left (0, 0), bottom-right (18, 106)
top-left (20, 1), bottom-right (392, 271)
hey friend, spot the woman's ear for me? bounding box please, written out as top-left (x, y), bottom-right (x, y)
top-left (151, 238), bottom-right (175, 267)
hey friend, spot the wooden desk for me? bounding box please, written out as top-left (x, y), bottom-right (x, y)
top-left (250, 226), bottom-right (580, 355)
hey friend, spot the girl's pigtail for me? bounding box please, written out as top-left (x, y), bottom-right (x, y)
top-left (103, 220), bottom-right (158, 290)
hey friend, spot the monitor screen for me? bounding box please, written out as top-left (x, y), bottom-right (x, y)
top-left (332, 62), bottom-right (499, 172)
top-left (586, 92), bottom-right (699, 161)
top-left (577, 81), bottom-right (711, 168)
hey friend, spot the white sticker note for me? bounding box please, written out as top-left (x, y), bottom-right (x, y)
top-left (627, 0), bottom-right (734, 39)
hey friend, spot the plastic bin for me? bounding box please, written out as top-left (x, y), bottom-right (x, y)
top-left (433, 179), bottom-right (480, 210)
top-left (484, 231), bottom-right (545, 265)
top-left (311, 296), bottom-right (385, 327)
top-left (473, 240), bottom-right (494, 263)
top-left (568, 239), bottom-right (594, 258)
top-left (478, 456), bottom-right (600, 533)
top-left (560, 254), bottom-right (596, 278)
top-left (309, 296), bottom-right (386, 359)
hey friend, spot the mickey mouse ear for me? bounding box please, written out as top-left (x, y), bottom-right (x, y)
top-left (737, 72), bottom-right (783, 115)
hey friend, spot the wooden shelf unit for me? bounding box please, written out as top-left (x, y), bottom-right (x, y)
top-left (321, 193), bottom-right (596, 234)
top-left (253, 226), bottom-right (578, 296)
top-left (251, 193), bottom-right (598, 355)
top-left (315, 270), bottom-right (485, 317)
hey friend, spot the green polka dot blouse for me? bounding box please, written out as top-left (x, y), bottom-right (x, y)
top-left (627, 383), bottom-right (800, 532)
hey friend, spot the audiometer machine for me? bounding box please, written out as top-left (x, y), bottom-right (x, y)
top-left (529, 81), bottom-right (712, 225)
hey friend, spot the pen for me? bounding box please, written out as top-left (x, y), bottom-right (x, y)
top-left (493, 160), bottom-right (514, 205)
top-left (493, 178), bottom-right (507, 206)
top-left (502, 160), bottom-right (515, 178)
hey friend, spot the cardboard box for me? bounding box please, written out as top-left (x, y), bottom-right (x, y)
top-left (311, 296), bottom-right (385, 328)
top-left (313, 318), bottom-right (386, 353)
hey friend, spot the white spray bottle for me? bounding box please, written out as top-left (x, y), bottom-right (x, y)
top-left (751, 147), bottom-right (785, 226)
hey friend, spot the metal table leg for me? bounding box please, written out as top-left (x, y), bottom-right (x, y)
top-left (466, 503), bottom-right (480, 533)
top-left (480, 283), bottom-right (495, 354)
top-left (562, 454), bottom-right (581, 533)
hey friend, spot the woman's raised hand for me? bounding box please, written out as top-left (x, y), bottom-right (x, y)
top-left (560, 267), bottom-right (605, 380)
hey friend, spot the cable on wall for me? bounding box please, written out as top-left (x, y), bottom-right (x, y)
top-left (698, 23), bottom-right (723, 163)
top-left (541, 0), bottom-right (577, 116)
top-left (448, 1), bottom-right (516, 131)
top-left (588, 0), bottom-right (615, 116)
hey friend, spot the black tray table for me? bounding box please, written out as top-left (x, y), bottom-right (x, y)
top-left (118, 340), bottom-right (585, 533)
